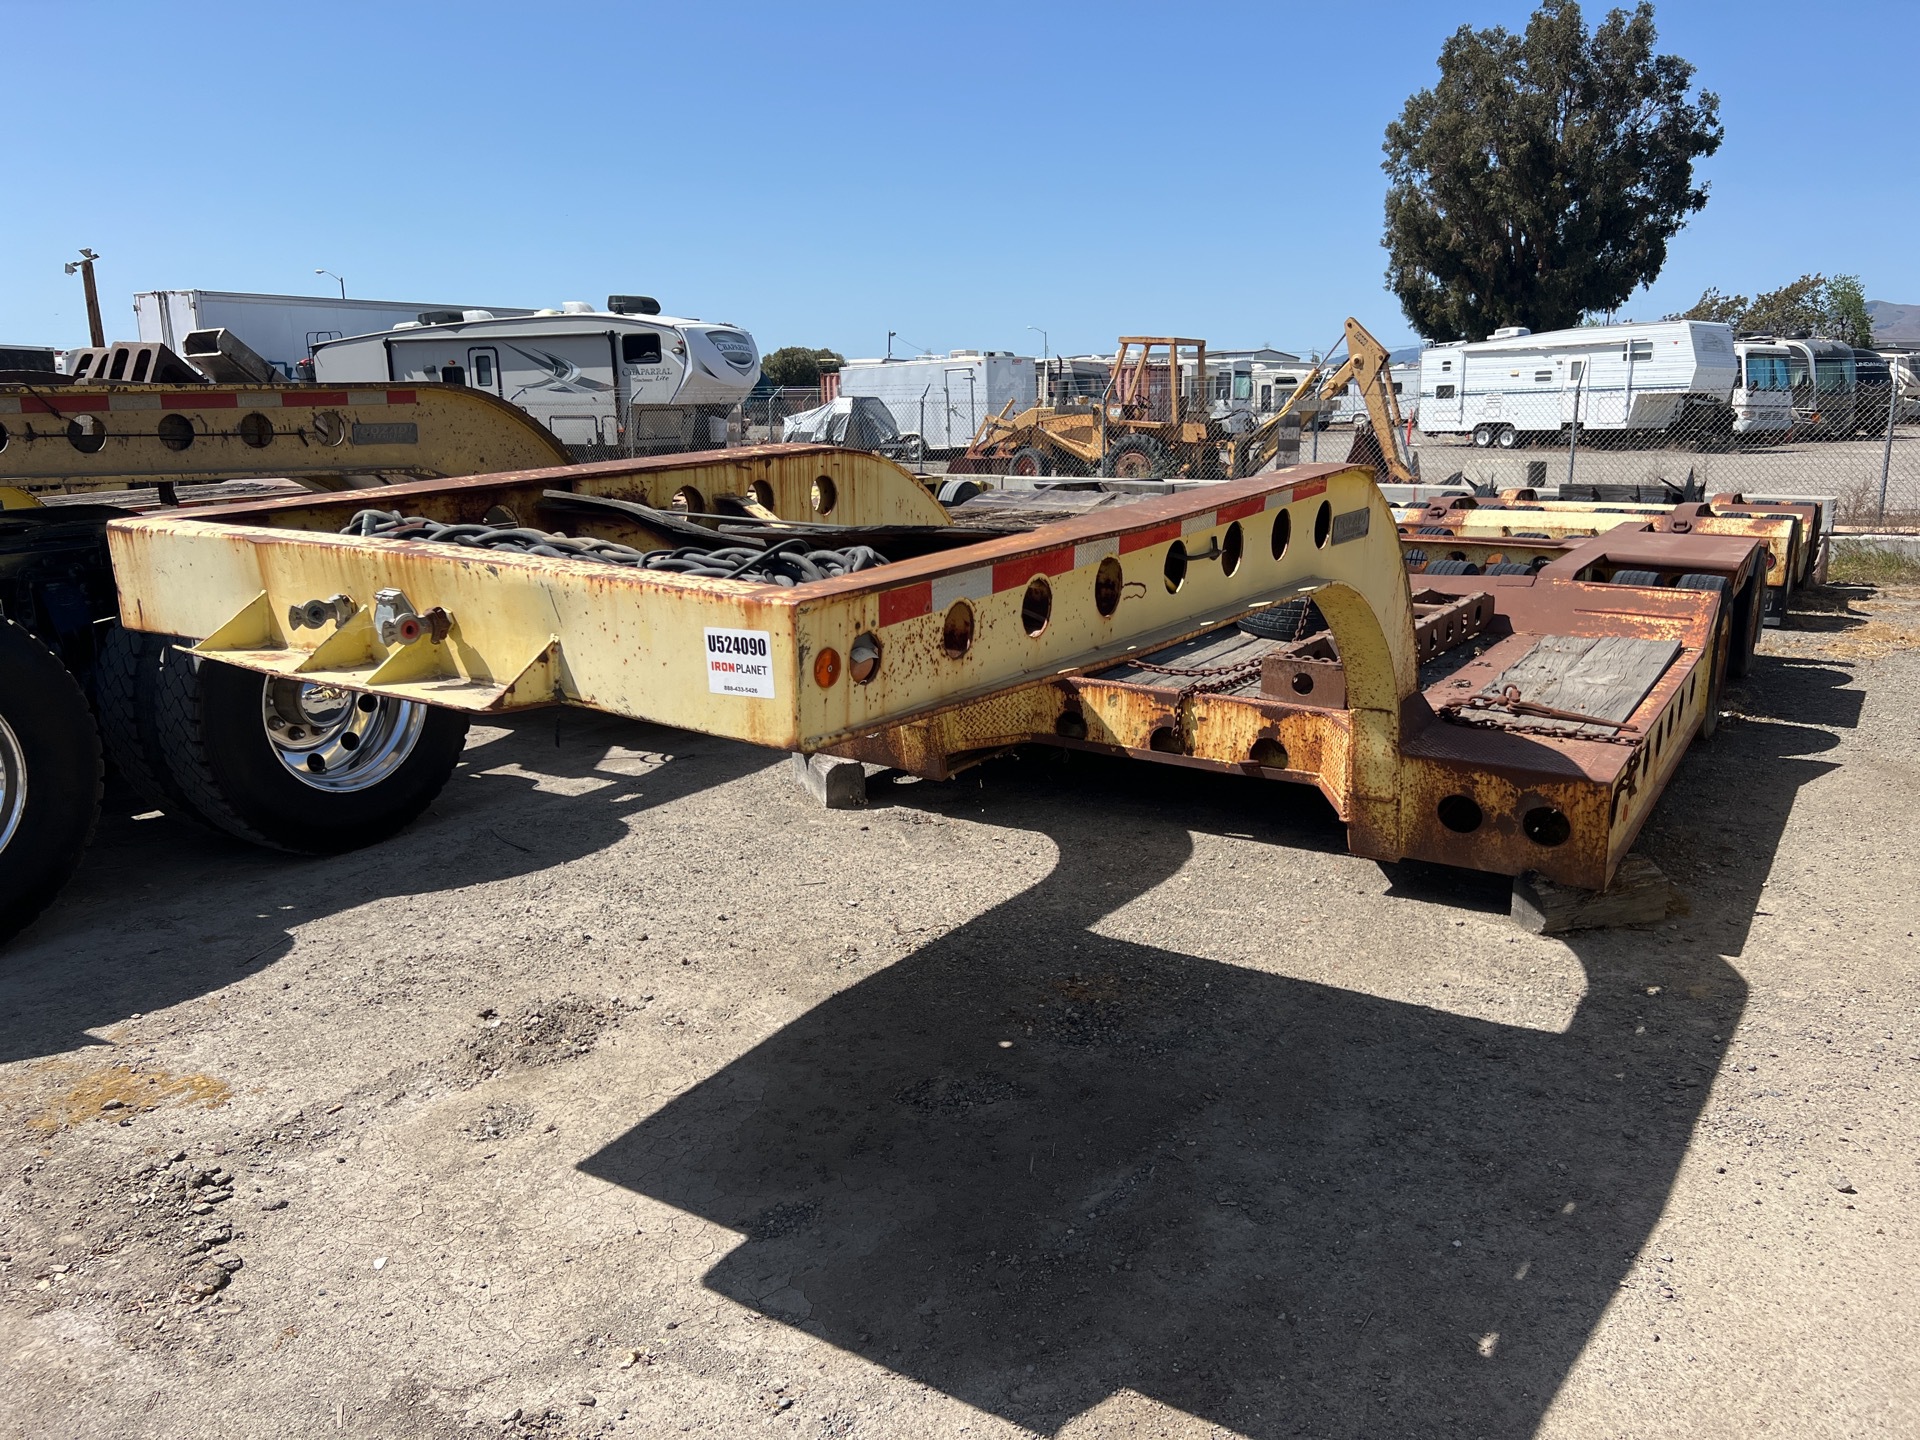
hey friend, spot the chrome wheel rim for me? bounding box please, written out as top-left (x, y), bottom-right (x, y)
top-left (0, 714), bottom-right (26, 856)
top-left (260, 679), bottom-right (425, 793)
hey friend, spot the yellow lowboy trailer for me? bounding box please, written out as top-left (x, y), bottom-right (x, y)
top-left (102, 445), bottom-right (1759, 895)
top-left (0, 379), bottom-right (567, 495)
top-left (0, 374), bottom-right (574, 945)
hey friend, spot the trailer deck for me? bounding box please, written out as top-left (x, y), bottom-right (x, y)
top-left (1392, 493), bottom-right (1818, 620)
top-left (106, 446), bottom-right (1766, 891)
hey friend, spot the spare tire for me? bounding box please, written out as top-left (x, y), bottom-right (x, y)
top-left (1238, 599), bottom-right (1327, 642)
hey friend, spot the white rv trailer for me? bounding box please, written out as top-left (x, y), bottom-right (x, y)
top-left (1418, 320), bottom-right (1738, 448)
top-left (134, 290), bottom-right (535, 379)
top-left (833, 352), bottom-right (1037, 454)
top-left (1730, 341), bottom-right (1796, 436)
top-left (311, 299), bottom-right (760, 456)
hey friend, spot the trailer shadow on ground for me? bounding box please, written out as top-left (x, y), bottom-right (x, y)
top-left (0, 712), bottom-right (777, 1066)
top-left (582, 663), bottom-right (1842, 1437)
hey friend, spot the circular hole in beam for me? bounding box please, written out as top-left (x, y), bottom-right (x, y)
top-left (1522, 805), bottom-right (1571, 847)
top-left (848, 631), bottom-right (881, 684)
top-left (941, 600), bottom-right (975, 658)
top-left (157, 414), bottom-right (195, 451)
top-left (67, 414), bottom-right (108, 453)
top-left (1249, 737), bottom-right (1289, 768)
top-left (1163, 541), bottom-right (1188, 594)
top-left (1094, 556), bottom-right (1123, 616)
top-left (1437, 794), bottom-right (1484, 833)
top-left (1021, 576), bottom-right (1052, 637)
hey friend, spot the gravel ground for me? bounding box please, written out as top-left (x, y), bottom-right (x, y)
top-left (2, 589), bottom-right (1916, 1440)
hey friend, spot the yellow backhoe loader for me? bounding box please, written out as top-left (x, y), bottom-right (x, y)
top-left (950, 318), bottom-right (1415, 484)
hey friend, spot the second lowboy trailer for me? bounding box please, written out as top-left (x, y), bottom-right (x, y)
top-left (0, 362), bottom-right (570, 944)
top-left (96, 446), bottom-right (1765, 901)
top-left (1392, 491), bottom-right (1823, 624)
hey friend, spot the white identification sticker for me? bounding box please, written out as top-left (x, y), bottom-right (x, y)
top-left (703, 627), bottom-right (776, 698)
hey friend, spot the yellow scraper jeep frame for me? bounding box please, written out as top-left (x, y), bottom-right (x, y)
top-left (107, 445), bottom-right (1748, 890)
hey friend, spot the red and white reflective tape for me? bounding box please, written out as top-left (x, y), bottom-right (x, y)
top-left (877, 472), bottom-right (1338, 628)
top-left (0, 389), bottom-right (418, 416)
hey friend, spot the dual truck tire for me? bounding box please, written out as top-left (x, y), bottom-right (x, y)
top-left (0, 624), bottom-right (469, 948)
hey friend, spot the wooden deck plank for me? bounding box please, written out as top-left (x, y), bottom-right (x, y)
top-left (1480, 634), bottom-right (1680, 738)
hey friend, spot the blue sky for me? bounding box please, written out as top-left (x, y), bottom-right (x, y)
top-left (4, 0), bottom-right (1913, 359)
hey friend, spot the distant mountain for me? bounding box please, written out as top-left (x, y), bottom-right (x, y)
top-left (1868, 300), bottom-right (1920, 347)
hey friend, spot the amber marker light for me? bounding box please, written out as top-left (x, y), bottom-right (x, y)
top-left (813, 647), bottom-right (842, 687)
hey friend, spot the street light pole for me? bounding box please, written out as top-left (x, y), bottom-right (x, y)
top-left (63, 249), bottom-right (104, 348)
top-left (315, 268), bottom-right (346, 299)
top-left (1027, 325), bottom-right (1049, 403)
top-left (886, 330), bottom-right (896, 361)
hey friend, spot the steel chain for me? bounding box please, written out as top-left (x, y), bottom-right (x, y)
top-left (340, 511), bottom-right (886, 588)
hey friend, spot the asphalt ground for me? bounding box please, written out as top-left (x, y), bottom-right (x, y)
top-left (1, 589), bottom-right (1916, 1440)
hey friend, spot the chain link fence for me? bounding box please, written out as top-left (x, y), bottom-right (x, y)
top-left (1390, 344), bottom-right (1920, 527)
top-left (691, 339), bottom-right (1919, 532)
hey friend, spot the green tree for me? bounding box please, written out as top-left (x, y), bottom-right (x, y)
top-left (1672, 287), bottom-right (1747, 324)
top-left (1826, 274), bottom-right (1873, 347)
top-left (760, 346), bottom-right (845, 389)
top-left (1669, 273), bottom-right (1874, 344)
top-left (1382, 1), bottom-right (1722, 342)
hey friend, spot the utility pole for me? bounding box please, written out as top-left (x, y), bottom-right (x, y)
top-left (64, 249), bottom-right (104, 348)
top-left (886, 330), bottom-right (896, 362)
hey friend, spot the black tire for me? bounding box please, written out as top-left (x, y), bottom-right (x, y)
top-left (95, 623), bottom-right (205, 824)
top-left (1238, 599), bottom-right (1327, 642)
top-left (0, 619), bottom-right (103, 946)
top-left (1006, 446), bottom-right (1050, 479)
top-left (1609, 569), bottom-right (1664, 586)
top-left (1494, 424), bottom-right (1518, 449)
top-left (1675, 572), bottom-right (1729, 597)
top-left (1485, 562), bottom-right (1534, 575)
top-left (1104, 434), bottom-right (1169, 480)
top-left (1425, 558), bottom-right (1482, 576)
top-left (142, 641), bottom-right (470, 853)
top-left (1471, 425), bottom-right (1494, 448)
top-left (1675, 572), bottom-right (1754, 691)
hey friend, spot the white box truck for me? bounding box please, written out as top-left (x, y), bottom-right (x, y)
top-left (134, 290), bottom-right (534, 379)
top-left (1418, 320), bottom-right (1737, 448)
top-left (835, 352), bottom-right (1037, 454)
